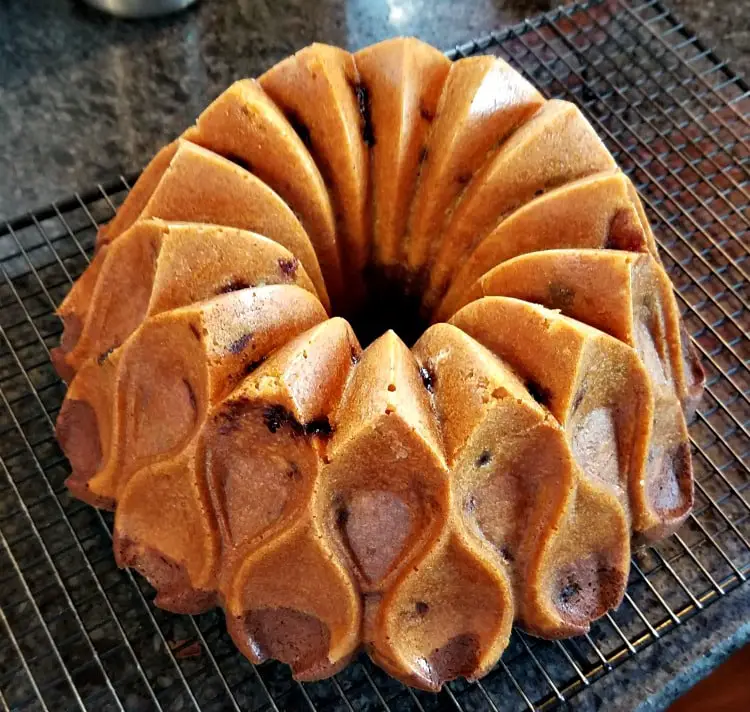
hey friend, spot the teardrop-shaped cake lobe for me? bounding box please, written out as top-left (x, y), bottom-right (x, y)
top-left (451, 296), bottom-right (657, 541)
top-left (354, 38), bottom-right (450, 270)
top-left (423, 100), bottom-right (617, 312)
top-left (463, 250), bottom-right (681, 382)
top-left (114, 442), bottom-right (221, 614)
top-left (57, 286), bottom-right (327, 510)
top-left (435, 170), bottom-right (650, 321)
top-left (260, 43), bottom-right (370, 303)
top-left (113, 318), bottom-right (361, 623)
top-left (466, 250), bottom-right (687, 398)
top-left (536, 471), bottom-right (631, 636)
top-left (438, 313), bottom-right (633, 638)
top-left (412, 322), bottom-right (628, 639)
top-left (225, 515), bottom-right (361, 681)
top-left (403, 56), bottom-right (545, 279)
top-left (371, 529), bottom-right (513, 691)
top-left (413, 324), bottom-right (571, 571)
top-left (58, 350), bottom-right (122, 510)
top-left (462, 249), bottom-right (694, 540)
top-left (52, 247), bottom-right (110, 383)
top-left (183, 80), bottom-right (345, 307)
top-left (52, 220), bottom-right (318, 381)
top-left (216, 318), bottom-right (363, 680)
top-left (318, 330), bottom-right (450, 653)
top-left (53, 141), bottom-right (181, 381)
top-left (201, 318), bottom-right (360, 572)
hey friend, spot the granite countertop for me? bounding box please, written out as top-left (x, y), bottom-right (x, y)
top-left (0, 0), bottom-right (747, 223)
top-left (0, 0), bottom-right (747, 710)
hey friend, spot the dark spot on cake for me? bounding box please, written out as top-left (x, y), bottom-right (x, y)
top-left (350, 346), bottom-right (361, 365)
top-left (226, 154), bottom-right (253, 173)
top-left (216, 397), bottom-right (252, 435)
top-left (415, 601), bottom-right (430, 616)
top-left (465, 495), bottom-right (478, 515)
top-left (419, 363), bottom-right (436, 393)
top-left (286, 462), bottom-right (301, 481)
top-left (534, 188), bottom-right (545, 197)
top-left (571, 385), bottom-right (587, 413)
top-left (336, 505), bottom-right (349, 528)
top-left (499, 546), bottom-right (515, 563)
top-left (284, 109), bottom-right (312, 149)
top-left (97, 347), bottom-right (115, 365)
top-left (606, 209), bottom-right (646, 251)
top-left (305, 417), bottom-right (334, 439)
top-left (263, 404), bottom-right (289, 434)
top-left (548, 282), bottom-right (576, 310)
top-left (418, 146), bottom-right (429, 165)
top-left (217, 278), bottom-right (251, 295)
top-left (278, 257), bottom-right (299, 279)
top-left (476, 450), bottom-right (492, 467)
top-left (228, 332), bottom-right (254, 355)
top-left (559, 576), bottom-right (582, 604)
top-left (419, 104), bottom-right (434, 122)
top-left (243, 356), bottom-right (266, 375)
top-left (555, 555), bottom-right (626, 629)
top-left (183, 378), bottom-right (197, 413)
top-left (427, 634), bottom-right (480, 687)
top-left (525, 378), bottom-right (551, 406)
top-left (456, 172), bottom-right (472, 186)
top-left (189, 323), bottom-right (202, 341)
top-left (351, 81), bottom-right (375, 147)
top-left (262, 404), bottom-right (305, 436)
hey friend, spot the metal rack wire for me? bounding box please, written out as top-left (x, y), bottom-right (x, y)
top-left (0, 0), bottom-right (747, 709)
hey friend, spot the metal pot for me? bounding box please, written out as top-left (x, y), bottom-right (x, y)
top-left (82, 0), bottom-right (199, 19)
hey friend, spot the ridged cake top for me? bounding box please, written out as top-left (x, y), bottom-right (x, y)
top-left (53, 38), bottom-right (702, 690)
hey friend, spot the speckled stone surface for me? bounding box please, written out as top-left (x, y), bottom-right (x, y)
top-left (0, 0), bottom-right (549, 223)
top-left (0, 0), bottom-right (746, 223)
top-left (669, 0), bottom-right (750, 79)
top-left (569, 584), bottom-right (750, 712)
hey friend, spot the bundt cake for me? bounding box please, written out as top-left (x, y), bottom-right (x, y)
top-left (53, 37), bottom-right (704, 690)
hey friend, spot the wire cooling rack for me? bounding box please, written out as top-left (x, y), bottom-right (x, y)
top-left (0, 0), bottom-right (748, 710)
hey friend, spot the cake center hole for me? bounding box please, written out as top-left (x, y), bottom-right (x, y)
top-left (347, 273), bottom-right (429, 348)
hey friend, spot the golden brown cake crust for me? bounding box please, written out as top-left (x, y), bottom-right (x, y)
top-left (55, 38), bottom-right (703, 692)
